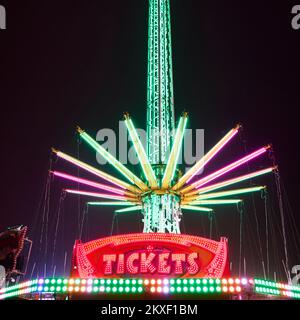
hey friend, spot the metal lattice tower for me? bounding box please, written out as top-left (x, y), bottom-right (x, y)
top-left (147, 0), bottom-right (175, 168)
top-left (144, 0), bottom-right (181, 234)
top-left (53, 0), bottom-right (274, 237)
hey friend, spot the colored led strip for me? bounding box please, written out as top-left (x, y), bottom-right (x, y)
top-left (162, 114), bottom-right (188, 189)
top-left (65, 189), bottom-right (138, 202)
top-left (78, 127), bottom-right (149, 191)
top-left (181, 205), bottom-right (214, 213)
top-left (52, 171), bottom-right (135, 197)
top-left (187, 186), bottom-right (266, 201)
top-left (181, 146), bottom-right (270, 194)
top-left (125, 114), bottom-right (158, 189)
top-left (185, 167), bottom-right (275, 197)
top-left (52, 149), bottom-right (141, 194)
top-left (173, 125), bottom-right (241, 191)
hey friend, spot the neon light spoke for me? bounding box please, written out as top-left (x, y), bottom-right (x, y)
top-left (65, 189), bottom-right (138, 202)
top-left (124, 114), bottom-right (158, 189)
top-left (77, 127), bottom-right (149, 192)
top-left (185, 167), bottom-right (275, 197)
top-left (88, 202), bottom-right (139, 206)
top-left (52, 149), bottom-right (141, 194)
top-left (184, 199), bottom-right (243, 205)
top-left (115, 206), bottom-right (142, 213)
top-left (162, 113), bottom-right (188, 189)
top-left (181, 146), bottom-right (270, 194)
top-left (52, 171), bottom-right (135, 197)
top-left (188, 186), bottom-right (266, 201)
top-left (173, 125), bottom-right (241, 191)
top-left (181, 205), bottom-right (214, 213)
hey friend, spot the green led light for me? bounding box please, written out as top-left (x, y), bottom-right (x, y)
top-left (203, 286), bottom-right (208, 292)
top-left (209, 287), bottom-right (215, 293)
top-left (56, 286), bottom-right (61, 292)
top-left (93, 287), bottom-right (99, 292)
top-left (138, 287), bottom-right (143, 293)
top-left (183, 287), bottom-right (188, 292)
top-left (118, 287), bottom-right (124, 293)
top-left (44, 286), bottom-right (49, 292)
top-left (189, 287), bottom-right (195, 293)
top-left (170, 287), bottom-right (175, 292)
top-left (176, 287), bottom-right (182, 293)
top-left (112, 287), bottom-right (117, 293)
top-left (106, 287), bottom-right (111, 293)
top-left (125, 287), bottom-right (130, 293)
top-left (196, 286), bottom-right (201, 292)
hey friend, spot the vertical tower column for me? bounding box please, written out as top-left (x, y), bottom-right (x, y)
top-left (147, 0), bottom-right (175, 169)
top-left (143, 0), bottom-right (181, 234)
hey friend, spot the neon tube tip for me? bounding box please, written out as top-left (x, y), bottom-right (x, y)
top-left (123, 112), bottom-right (130, 120)
top-left (182, 111), bottom-right (189, 118)
top-left (76, 126), bottom-right (85, 134)
top-left (235, 123), bottom-right (242, 130)
top-left (265, 143), bottom-right (273, 150)
top-left (51, 147), bottom-right (59, 154)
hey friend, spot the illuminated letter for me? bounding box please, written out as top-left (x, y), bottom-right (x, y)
top-left (140, 253), bottom-right (156, 274)
top-left (187, 253), bottom-right (199, 275)
top-left (292, 5), bottom-right (300, 30)
top-left (116, 254), bottom-right (125, 274)
top-left (103, 254), bottom-right (116, 275)
top-left (171, 254), bottom-right (186, 274)
top-left (126, 253), bottom-right (139, 274)
top-left (158, 253), bottom-right (171, 274)
top-left (0, 5), bottom-right (6, 30)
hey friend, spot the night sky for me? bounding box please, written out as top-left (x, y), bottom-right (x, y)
top-left (0, 0), bottom-right (299, 280)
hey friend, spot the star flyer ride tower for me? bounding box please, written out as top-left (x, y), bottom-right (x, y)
top-left (50, 0), bottom-right (276, 279)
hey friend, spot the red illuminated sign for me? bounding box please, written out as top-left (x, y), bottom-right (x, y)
top-left (71, 233), bottom-right (229, 279)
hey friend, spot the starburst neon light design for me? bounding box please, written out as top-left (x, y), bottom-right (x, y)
top-left (52, 0), bottom-right (275, 234)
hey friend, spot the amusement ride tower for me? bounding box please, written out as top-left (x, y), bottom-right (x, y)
top-left (52, 0), bottom-right (275, 238)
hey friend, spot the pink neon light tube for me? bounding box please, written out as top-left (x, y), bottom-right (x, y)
top-left (64, 189), bottom-right (135, 201)
top-left (193, 146), bottom-right (269, 190)
top-left (186, 126), bottom-right (240, 184)
top-left (52, 171), bottom-right (130, 196)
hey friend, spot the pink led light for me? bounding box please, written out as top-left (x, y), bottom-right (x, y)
top-left (54, 150), bottom-right (130, 190)
top-left (65, 189), bottom-right (131, 201)
top-left (193, 147), bottom-right (268, 190)
top-left (186, 127), bottom-right (240, 184)
top-left (52, 171), bottom-right (127, 196)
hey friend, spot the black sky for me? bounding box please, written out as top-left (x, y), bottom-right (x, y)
top-left (0, 0), bottom-right (299, 278)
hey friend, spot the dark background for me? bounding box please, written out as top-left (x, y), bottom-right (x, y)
top-left (0, 0), bottom-right (299, 280)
